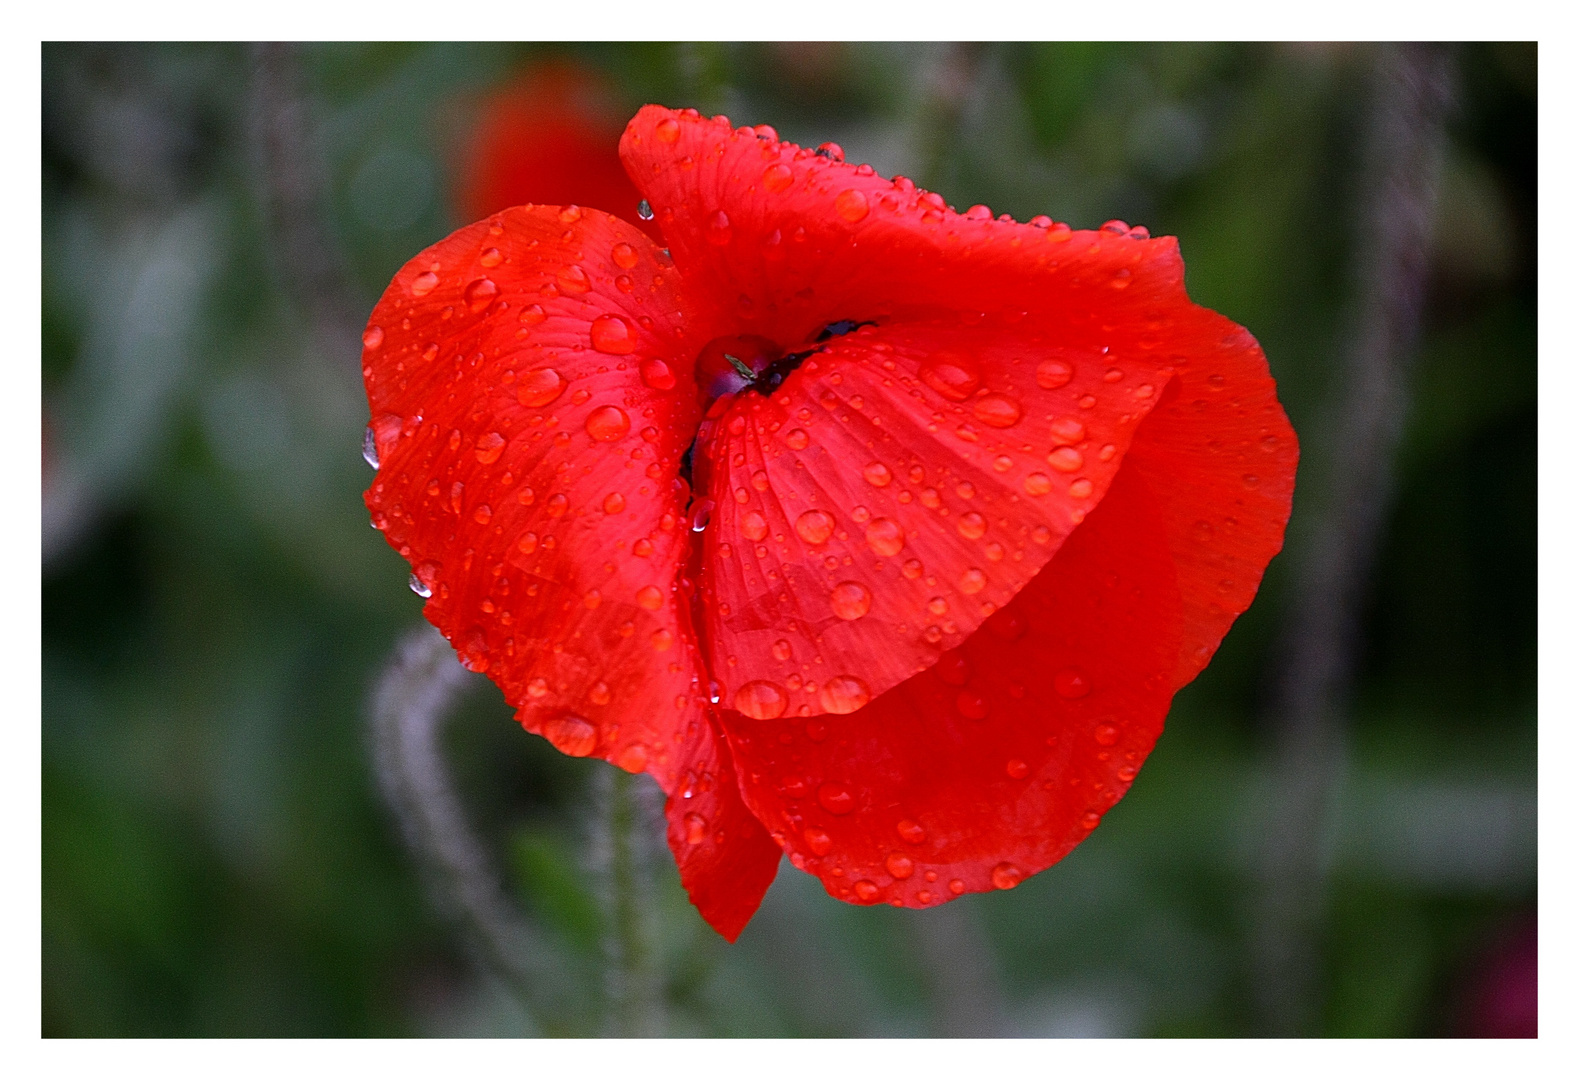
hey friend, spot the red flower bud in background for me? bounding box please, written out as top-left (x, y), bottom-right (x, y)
top-left (363, 106), bottom-right (1298, 940)
top-left (457, 61), bottom-right (661, 243)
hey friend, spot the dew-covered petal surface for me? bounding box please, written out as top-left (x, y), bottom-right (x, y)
top-left (692, 321), bottom-right (1169, 717)
top-left (362, 204), bottom-right (706, 788)
top-left (716, 465), bottom-right (1184, 907)
top-left (1121, 309), bottom-right (1299, 689)
top-left (620, 105), bottom-right (1179, 349)
top-left (662, 710), bottom-right (783, 942)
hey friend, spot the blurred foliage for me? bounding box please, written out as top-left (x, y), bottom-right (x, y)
top-left (41, 42), bottom-right (1535, 1036)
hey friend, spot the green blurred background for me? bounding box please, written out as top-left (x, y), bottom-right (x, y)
top-left (41, 42), bottom-right (1536, 1037)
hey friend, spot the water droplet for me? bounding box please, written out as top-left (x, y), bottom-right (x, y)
top-left (885, 853), bottom-right (914, 880)
top-left (684, 812), bottom-right (707, 845)
top-left (815, 142), bottom-right (844, 161)
top-left (1048, 446), bottom-right (1083, 472)
top-left (897, 819), bottom-right (926, 844)
top-left (795, 509), bottom-right (835, 545)
top-left (603, 492), bottom-right (626, 515)
top-left (608, 242), bottom-right (639, 270)
top-left (585, 405), bottom-right (631, 442)
top-left (1094, 723), bottom-right (1118, 746)
top-left (862, 461), bottom-right (892, 487)
top-left (901, 558), bottom-right (923, 579)
top-left (864, 518), bottom-right (904, 557)
top-left (473, 504), bottom-right (493, 525)
top-left (637, 197), bottom-right (655, 220)
top-left (474, 432), bottom-right (506, 464)
top-left (762, 163), bottom-right (794, 192)
top-left (853, 880), bottom-right (880, 901)
top-left (803, 827), bottom-right (833, 855)
top-left (1023, 472), bottom-right (1052, 496)
top-left (651, 628), bottom-right (674, 652)
top-left (733, 679), bottom-right (788, 720)
top-left (919, 354), bottom-right (981, 402)
top-left (517, 368), bottom-right (566, 407)
top-left (1035, 359), bottom-right (1073, 389)
top-left (818, 783), bottom-right (855, 815)
top-left (557, 264), bottom-right (591, 293)
top-left (545, 494), bottom-right (568, 517)
top-left (545, 713), bottom-right (598, 757)
top-left (655, 117), bottom-right (681, 142)
top-left (957, 512), bottom-right (987, 540)
top-left (411, 271), bottom-right (439, 296)
top-left (362, 426), bottom-right (380, 469)
top-left (948, 878), bottom-right (966, 895)
top-left (635, 585), bottom-right (664, 611)
top-left (973, 394), bottom-right (1022, 428)
top-left (615, 742), bottom-right (649, 772)
top-left (1081, 811), bottom-right (1101, 830)
top-left (408, 573), bottom-right (431, 598)
top-left (835, 188), bottom-right (869, 222)
top-left (1006, 759), bottom-right (1030, 779)
top-left (690, 498), bottom-right (715, 532)
top-left (1050, 418), bottom-right (1086, 444)
top-left (590, 313), bottom-right (637, 354)
top-left (517, 532), bottom-right (538, 554)
top-left (1068, 478), bottom-right (1094, 499)
top-left (959, 568), bottom-right (986, 594)
top-left (519, 304), bottom-right (547, 326)
top-left (830, 581), bottom-right (872, 620)
top-left (1117, 764), bottom-right (1138, 782)
top-left (706, 210), bottom-right (732, 245)
top-left (362, 325), bottom-right (384, 350)
top-left (464, 277), bottom-right (498, 312)
top-left (819, 675), bottom-right (871, 715)
top-left (1054, 668), bottom-right (1090, 699)
top-left (785, 428), bottom-right (810, 450)
top-left (955, 690), bottom-right (989, 720)
top-left (1243, 473), bottom-right (1261, 489)
top-left (991, 862), bottom-right (1023, 890)
top-left (738, 510), bottom-right (769, 542)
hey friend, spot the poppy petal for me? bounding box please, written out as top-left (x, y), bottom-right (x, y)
top-left (693, 320), bottom-right (1170, 717)
top-left (362, 204), bottom-right (705, 784)
top-left (663, 710), bottom-right (783, 942)
top-left (620, 106), bottom-right (1172, 348)
top-left (1121, 309), bottom-right (1298, 687)
top-left (716, 463), bottom-right (1183, 907)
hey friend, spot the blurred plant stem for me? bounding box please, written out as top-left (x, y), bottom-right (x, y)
top-left (913, 900), bottom-right (1007, 1036)
top-left (590, 766), bottom-right (666, 1036)
top-left (370, 624), bottom-right (582, 1031)
top-left (249, 42), bottom-right (364, 361)
top-left (1253, 42), bottom-right (1457, 1036)
top-left (911, 43), bottom-right (987, 197)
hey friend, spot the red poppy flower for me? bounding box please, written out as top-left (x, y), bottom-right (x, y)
top-left (457, 62), bottom-right (661, 243)
top-left (362, 106), bottom-right (1297, 941)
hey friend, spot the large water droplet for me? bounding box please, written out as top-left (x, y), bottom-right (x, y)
top-left (740, 510), bottom-right (768, 541)
top-left (637, 198), bottom-right (655, 220)
top-left (734, 680), bottom-right (788, 719)
top-left (408, 573), bottom-right (431, 598)
top-left (919, 354), bottom-right (981, 402)
top-left (885, 853), bottom-right (914, 879)
top-left (762, 163), bottom-right (793, 192)
top-left (464, 277), bottom-right (498, 312)
top-left (819, 675), bottom-right (871, 715)
top-left (636, 585), bottom-right (664, 611)
top-left (864, 518), bottom-right (904, 557)
top-left (957, 512), bottom-right (987, 540)
top-left (411, 271), bottom-right (439, 297)
top-left (991, 862), bottom-right (1023, 890)
top-left (1036, 358), bottom-right (1073, 389)
top-left (585, 405), bottom-right (631, 441)
top-left (362, 426), bottom-right (380, 469)
top-left (959, 568), bottom-right (987, 594)
top-left (1054, 667), bottom-right (1091, 699)
top-left (785, 429), bottom-right (810, 450)
top-left (517, 368), bottom-right (566, 407)
top-left (817, 783), bottom-right (855, 815)
top-left (853, 880), bottom-right (880, 901)
top-left (795, 509), bottom-right (835, 545)
top-left (863, 461), bottom-right (892, 487)
top-left (545, 713), bottom-right (598, 757)
top-left (590, 313), bottom-right (637, 354)
top-left (835, 188), bottom-right (869, 222)
top-left (973, 393), bottom-right (1023, 428)
top-left (362, 325), bottom-right (385, 350)
top-left (474, 432), bottom-right (506, 464)
top-left (690, 498), bottom-right (715, 532)
top-left (640, 358), bottom-right (676, 390)
top-left (829, 581), bottom-right (872, 620)
top-left (557, 264), bottom-right (591, 294)
top-left (1023, 472), bottom-right (1052, 496)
